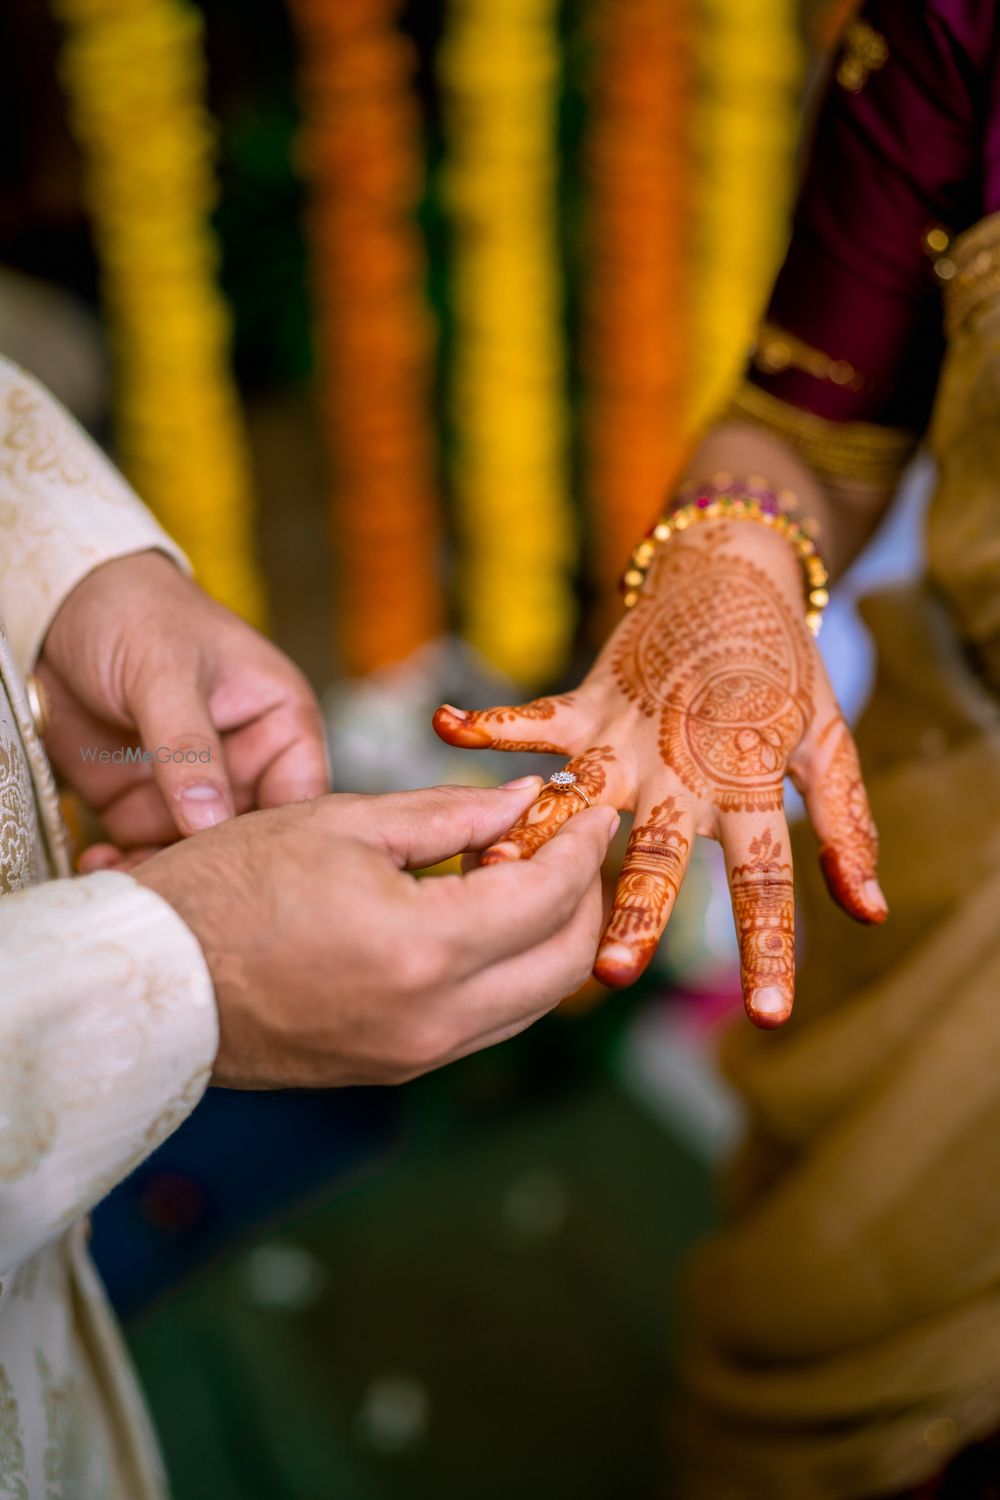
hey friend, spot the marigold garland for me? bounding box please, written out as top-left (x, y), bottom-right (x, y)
top-left (53, 0), bottom-right (266, 624)
top-left (581, 0), bottom-right (694, 612)
top-left (688, 0), bottom-right (804, 433)
top-left (440, 0), bottom-right (575, 688)
top-left (289, 0), bottom-right (444, 678)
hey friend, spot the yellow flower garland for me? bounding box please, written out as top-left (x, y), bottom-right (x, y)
top-left (689, 0), bottom-right (804, 432)
top-left (440, 0), bottom-right (575, 688)
top-left (289, 0), bottom-right (445, 678)
top-left (53, 0), bottom-right (266, 624)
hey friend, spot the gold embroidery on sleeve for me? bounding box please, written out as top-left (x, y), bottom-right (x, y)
top-left (0, 1364), bottom-right (29, 1500)
top-left (0, 733), bottom-right (35, 894)
top-left (726, 381), bottom-right (916, 489)
top-left (36, 1349), bottom-right (71, 1499)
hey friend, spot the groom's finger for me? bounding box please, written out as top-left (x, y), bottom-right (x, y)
top-left (436, 867), bottom-right (608, 1058)
top-left (221, 693), bottom-right (330, 811)
top-left (420, 804), bottom-right (619, 975)
top-left (352, 779), bottom-right (545, 869)
top-left (128, 664), bottom-right (233, 835)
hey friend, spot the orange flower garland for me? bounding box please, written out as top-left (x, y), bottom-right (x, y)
top-left (581, 0), bottom-right (694, 611)
top-left (290, 0), bottom-right (443, 678)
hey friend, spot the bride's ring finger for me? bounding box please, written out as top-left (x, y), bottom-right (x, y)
top-left (482, 746), bottom-right (623, 864)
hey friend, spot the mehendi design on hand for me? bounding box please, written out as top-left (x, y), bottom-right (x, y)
top-left (816, 719), bottom-right (885, 922)
top-left (482, 745), bottom-right (617, 863)
top-left (432, 696), bottom-right (574, 753)
top-left (612, 548), bottom-right (813, 811)
top-left (480, 696), bottom-right (574, 723)
top-left (483, 739), bottom-right (566, 754)
top-left (730, 827), bottom-right (794, 1026)
top-left (596, 798), bottom-right (689, 983)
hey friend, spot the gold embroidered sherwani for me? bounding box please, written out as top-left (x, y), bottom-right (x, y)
top-left (0, 357), bottom-right (218, 1497)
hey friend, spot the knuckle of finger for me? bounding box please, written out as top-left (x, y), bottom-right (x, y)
top-left (395, 938), bottom-right (448, 994)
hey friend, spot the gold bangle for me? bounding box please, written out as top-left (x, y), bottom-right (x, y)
top-left (620, 475), bottom-right (831, 635)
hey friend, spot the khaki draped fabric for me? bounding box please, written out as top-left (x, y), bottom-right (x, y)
top-left (677, 214), bottom-right (1000, 1499)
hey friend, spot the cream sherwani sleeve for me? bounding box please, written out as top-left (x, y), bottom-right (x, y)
top-left (0, 871), bottom-right (218, 1277)
top-left (0, 352), bottom-right (220, 1271)
top-left (0, 353), bottom-right (190, 677)
top-left (0, 354), bottom-right (221, 1497)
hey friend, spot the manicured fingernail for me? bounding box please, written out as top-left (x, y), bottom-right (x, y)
top-left (862, 878), bottom-right (888, 917)
top-left (607, 813), bottom-right (621, 841)
top-left (500, 775), bottom-right (542, 790)
top-left (179, 785), bottom-right (228, 831)
top-left (749, 986), bottom-right (791, 1027)
top-left (441, 704), bottom-right (468, 720)
top-left (482, 841), bottom-right (521, 864)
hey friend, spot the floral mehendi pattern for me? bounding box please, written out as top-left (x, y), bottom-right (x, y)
top-left (482, 745), bottom-right (618, 862)
top-left (613, 548), bottom-right (813, 811)
top-left (730, 828), bottom-right (795, 1025)
top-left (816, 718), bottom-right (884, 922)
top-left (597, 798), bottom-right (689, 981)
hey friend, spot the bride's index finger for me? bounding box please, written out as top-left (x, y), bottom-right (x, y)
top-left (721, 816), bottom-right (796, 1029)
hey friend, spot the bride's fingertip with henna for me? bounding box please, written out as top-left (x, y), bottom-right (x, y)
top-left (481, 841), bottom-right (521, 865)
top-left (862, 878), bottom-right (889, 921)
top-left (593, 939), bottom-right (640, 987)
top-left (748, 985), bottom-right (793, 1028)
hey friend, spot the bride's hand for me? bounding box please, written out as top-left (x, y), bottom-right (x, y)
top-left (433, 519), bottom-right (887, 1029)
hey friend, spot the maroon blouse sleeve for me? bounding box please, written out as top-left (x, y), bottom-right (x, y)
top-left (749, 0), bottom-right (1000, 431)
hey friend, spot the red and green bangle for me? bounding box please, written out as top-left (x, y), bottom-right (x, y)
top-left (620, 473), bottom-right (831, 634)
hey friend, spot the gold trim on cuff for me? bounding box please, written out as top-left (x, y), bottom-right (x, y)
top-left (753, 322), bottom-right (872, 394)
top-left (725, 381), bottom-right (916, 489)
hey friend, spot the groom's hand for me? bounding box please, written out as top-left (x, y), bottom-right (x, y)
top-left (133, 780), bottom-right (618, 1088)
top-left (39, 550), bottom-right (328, 850)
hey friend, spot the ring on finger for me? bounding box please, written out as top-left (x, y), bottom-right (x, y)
top-left (546, 770), bottom-right (592, 809)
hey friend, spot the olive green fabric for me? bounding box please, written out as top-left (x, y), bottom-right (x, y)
top-left (677, 224), bottom-right (1000, 1499)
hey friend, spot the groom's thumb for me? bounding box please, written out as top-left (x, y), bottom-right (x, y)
top-left (361, 778), bottom-right (545, 869)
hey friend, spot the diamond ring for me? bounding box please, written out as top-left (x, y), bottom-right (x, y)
top-left (547, 770), bottom-right (592, 808)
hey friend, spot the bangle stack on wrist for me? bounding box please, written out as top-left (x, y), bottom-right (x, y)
top-left (620, 473), bottom-right (831, 634)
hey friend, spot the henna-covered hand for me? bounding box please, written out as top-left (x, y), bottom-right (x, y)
top-left (434, 521), bottom-right (887, 1028)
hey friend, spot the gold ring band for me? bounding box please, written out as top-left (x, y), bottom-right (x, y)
top-left (547, 770), bottom-right (592, 808)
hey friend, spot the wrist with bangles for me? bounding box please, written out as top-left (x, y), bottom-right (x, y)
top-left (620, 473), bottom-right (831, 635)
